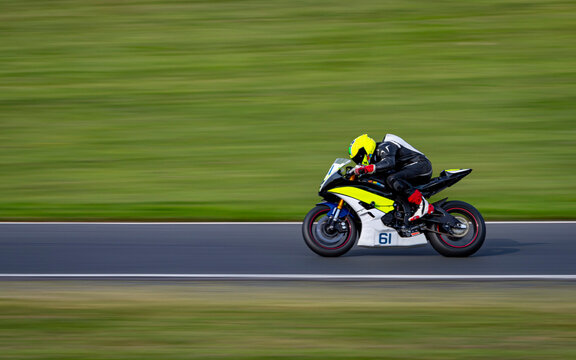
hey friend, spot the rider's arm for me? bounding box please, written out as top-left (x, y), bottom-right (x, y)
top-left (373, 141), bottom-right (399, 172)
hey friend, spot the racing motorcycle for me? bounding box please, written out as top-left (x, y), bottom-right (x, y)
top-left (302, 158), bottom-right (486, 257)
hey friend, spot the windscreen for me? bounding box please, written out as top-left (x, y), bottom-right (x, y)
top-left (319, 158), bottom-right (351, 191)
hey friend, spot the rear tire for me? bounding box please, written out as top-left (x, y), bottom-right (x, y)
top-left (425, 201), bottom-right (486, 257)
top-left (302, 205), bottom-right (357, 257)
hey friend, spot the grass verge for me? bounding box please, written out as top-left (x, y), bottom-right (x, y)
top-left (1, 282), bottom-right (576, 359)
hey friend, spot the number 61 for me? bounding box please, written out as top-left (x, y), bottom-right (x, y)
top-left (379, 233), bottom-right (392, 244)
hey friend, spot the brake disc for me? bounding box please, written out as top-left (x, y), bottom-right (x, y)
top-left (314, 217), bottom-right (347, 245)
top-left (450, 215), bottom-right (471, 238)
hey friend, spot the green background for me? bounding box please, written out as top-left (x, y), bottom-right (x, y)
top-left (1, 0), bottom-right (575, 220)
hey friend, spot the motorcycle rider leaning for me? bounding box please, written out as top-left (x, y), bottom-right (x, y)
top-left (348, 134), bottom-right (434, 222)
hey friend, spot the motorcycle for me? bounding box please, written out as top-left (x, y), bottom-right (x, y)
top-left (302, 158), bottom-right (486, 257)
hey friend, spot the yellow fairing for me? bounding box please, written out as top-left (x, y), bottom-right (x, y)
top-left (328, 186), bottom-right (394, 212)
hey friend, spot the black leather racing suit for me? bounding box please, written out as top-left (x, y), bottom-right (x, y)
top-left (370, 134), bottom-right (433, 196)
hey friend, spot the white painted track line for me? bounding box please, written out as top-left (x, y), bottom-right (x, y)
top-left (0, 222), bottom-right (303, 225)
top-left (0, 221), bottom-right (575, 225)
top-left (1, 274), bottom-right (575, 280)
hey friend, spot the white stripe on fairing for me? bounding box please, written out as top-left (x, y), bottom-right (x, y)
top-left (0, 274), bottom-right (575, 280)
top-left (0, 221), bottom-right (575, 225)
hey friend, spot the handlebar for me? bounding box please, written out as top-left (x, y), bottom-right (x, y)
top-left (344, 167), bottom-right (357, 181)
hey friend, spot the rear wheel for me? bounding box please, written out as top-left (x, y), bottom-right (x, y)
top-left (425, 201), bottom-right (486, 257)
top-left (302, 205), bottom-right (357, 257)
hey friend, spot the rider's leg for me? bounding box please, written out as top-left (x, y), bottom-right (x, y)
top-left (406, 188), bottom-right (434, 221)
top-left (385, 165), bottom-right (434, 222)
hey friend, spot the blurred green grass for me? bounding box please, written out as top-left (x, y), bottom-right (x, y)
top-left (0, 0), bottom-right (575, 220)
top-left (1, 283), bottom-right (576, 359)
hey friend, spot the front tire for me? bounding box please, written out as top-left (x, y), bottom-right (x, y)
top-left (425, 201), bottom-right (486, 257)
top-left (302, 205), bottom-right (357, 257)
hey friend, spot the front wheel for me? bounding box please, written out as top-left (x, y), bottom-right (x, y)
top-left (425, 201), bottom-right (486, 257)
top-left (302, 205), bottom-right (357, 257)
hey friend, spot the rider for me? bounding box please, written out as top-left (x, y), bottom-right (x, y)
top-left (348, 134), bottom-right (434, 221)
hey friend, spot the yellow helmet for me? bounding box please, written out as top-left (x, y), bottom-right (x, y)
top-left (349, 134), bottom-right (376, 165)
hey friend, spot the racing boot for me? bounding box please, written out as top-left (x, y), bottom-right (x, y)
top-left (407, 190), bottom-right (434, 222)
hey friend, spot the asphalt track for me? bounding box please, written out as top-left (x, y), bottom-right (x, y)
top-left (0, 222), bottom-right (575, 280)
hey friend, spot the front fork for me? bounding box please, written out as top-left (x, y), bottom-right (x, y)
top-left (325, 199), bottom-right (348, 234)
top-left (332, 198), bottom-right (345, 220)
top-left (326, 175), bottom-right (355, 233)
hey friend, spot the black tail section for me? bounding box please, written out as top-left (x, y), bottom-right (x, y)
top-left (417, 169), bottom-right (472, 198)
